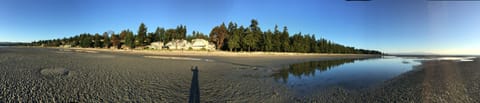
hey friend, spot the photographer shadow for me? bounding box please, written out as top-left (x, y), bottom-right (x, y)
top-left (189, 66), bottom-right (200, 103)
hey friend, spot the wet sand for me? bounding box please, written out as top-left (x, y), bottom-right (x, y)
top-left (0, 47), bottom-right (374, 102)
top-left (1, 47), bottom-right (479, 102)
top-left (293, 57), bottom-right (480, 102)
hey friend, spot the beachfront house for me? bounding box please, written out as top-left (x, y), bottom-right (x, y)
top-left (158, 39), bottom-right (215, 50)
top-left (147, 41), bottom-right (164, 49)
top-left (164, 39), bottom-right (191, 50)
top-left (191, 39), bottom-right (215, 50)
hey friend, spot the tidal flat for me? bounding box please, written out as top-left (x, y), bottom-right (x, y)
top-left (0, 47), bottom-right (478, 102)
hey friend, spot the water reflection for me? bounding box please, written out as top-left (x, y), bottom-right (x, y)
top-left (272, 56), bottom-right (424, 95)
top-left (272, 58), bottom-right (360, 83)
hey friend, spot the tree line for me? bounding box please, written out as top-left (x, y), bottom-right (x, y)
top-left (30, 19), bottom-right (381, 54)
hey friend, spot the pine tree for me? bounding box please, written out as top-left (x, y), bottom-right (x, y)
top-left (136, 23), bottom-right (147, 47)
top-left (103, 32), bottom-right (111, 48)
top-left (176, 25), bottom-right (187, 39)
top-left (111, 33), bottom-right (120, 49)
top-left (281, 26), bottom-right (291, 52)
top-left (94, 33), bottom-right (102, 48)
top-left (165, 29), bottom-right (176, 42)
top-left (80, 33), bottom-right (92, 48)
top-left (155, 27), bottom-right (166, 42)
top-left (249, 19), bottom-right (261, 51)
top-left (243, 27), bottom-right (256, 51)
top-left (238, 26), bottom-right (247, 51)
top-left (146, 32), bottom-right (154, 45)
top-left (123, 30), bottom-right (135, 49)
top-left (263, 30), bottom-right (273, 51)
top-left (272, 25), bottom-right (282, 52)
top-left (227, 26), bottom-right (241, 51)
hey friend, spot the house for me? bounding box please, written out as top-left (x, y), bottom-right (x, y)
top-left (147, 41), bottom-right (164, 49)
top-left (155, 39), bottom-right (215, 50)
top-left (191, 39), bottom-right (215, 50)
top-left (165, 39), bottom-right (191, 50)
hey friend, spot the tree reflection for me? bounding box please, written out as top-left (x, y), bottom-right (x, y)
top-left (272, 58), bottom-right (369, 82)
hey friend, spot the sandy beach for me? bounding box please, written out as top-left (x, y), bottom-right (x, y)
top-left (1, 47), bottom-right (479, 102)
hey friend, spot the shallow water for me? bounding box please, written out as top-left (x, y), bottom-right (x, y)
top-left (273, 56), bottom-right (478, 96)
top-left (273, 56), bottom-right (427, 95)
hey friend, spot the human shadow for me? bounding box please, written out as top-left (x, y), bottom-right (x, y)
top-left (189, 66), bottom-right (200, 103)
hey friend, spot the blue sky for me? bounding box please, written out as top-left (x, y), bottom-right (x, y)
top-left (1, 0), bottom-right (479, 55)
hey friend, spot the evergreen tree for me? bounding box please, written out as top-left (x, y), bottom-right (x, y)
top-left (146, 32), bottom-right (154, 45)
top-left (176, 25), bottom-right (187, 39)
top-left (123, 30), bottom-right (135, 49)
top-left (192, 31), bottom-right (208, 39)
top-left (249, 19), bottom-right (262, 51)
top-left (136, 23), bottom-right (147, 47)
top-left (272, 25), bottom-right (282, 51)
top-left (281, 26), bottom-right (291, 52)
top-left (103, 32), bottom-right (111, 48)
top-left (111, 33), bottom-right (120, 49)
top-left (80, 33), bottom-right (92, 48)
top-left (292, 33), bottom-right (304, 52)
top-left (238, 26), bottom-right (247, 51)
top-left (94, 33), bottom-right (102, 48)
top-left (243, 27), bottom-right (256, 51)
top-left (165, 29), bottom-right (177, 42)
top-left (155, 27), bottom-right (166, 42)
top-left (263, 30), bottom-right (273, 51)
top-left (227, 26), bottom-right (241, 51)
top-left (29, 21), bottom-right (383, 54)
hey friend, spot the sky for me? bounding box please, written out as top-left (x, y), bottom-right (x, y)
top-left (1, 0), bottom-right (479, 55)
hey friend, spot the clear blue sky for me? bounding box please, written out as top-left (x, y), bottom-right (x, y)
top-left (1, 0), bottom-right (479, 55)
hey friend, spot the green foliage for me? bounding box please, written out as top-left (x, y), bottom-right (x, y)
top-left (136, 23), bottom-right (147, 47)
top-left (273, 58), bottom-right (361, 82)
top-left (272, 25), bottom-right (282, 51)
top-left (93, 33), bottom-right (102, 48)
top-left (209, 23), bottom-right (228, 50)
top-left (262, 30), bottom-right (273, 51)
top-left (123, 30), bottom-right (135, 49)
top-left (177, 25), bottom-right (187, 40)
top-left (192, 31), bottom-right (208, 39)
top-left (29, 20), bottom-right (382, 54)
top-left (155, 27), bottom-right (166, 42)
top-left (103, 32), bottom-right (111, 48)
top-left (79, 33), bottom-right (92, 48)
top-left (165, 29), bottom-right (176, 42)
top-left (146, 32), bottom-right (155, 45)
top-left (281, 26), bottom-right (291, 52)
top-left (227, 24), bottom-right (241, 51)
top-left (242, 28), bottom-right (256, 51)
top-left (250, 19), bottom-right (262, 51)
top-left (111, 33), bottom-right (120, 49)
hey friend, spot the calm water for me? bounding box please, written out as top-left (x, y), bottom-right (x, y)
top-left (272, 56), bottom-right (426, 95)
top-left (273, 56), bottom-right (477, 95)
